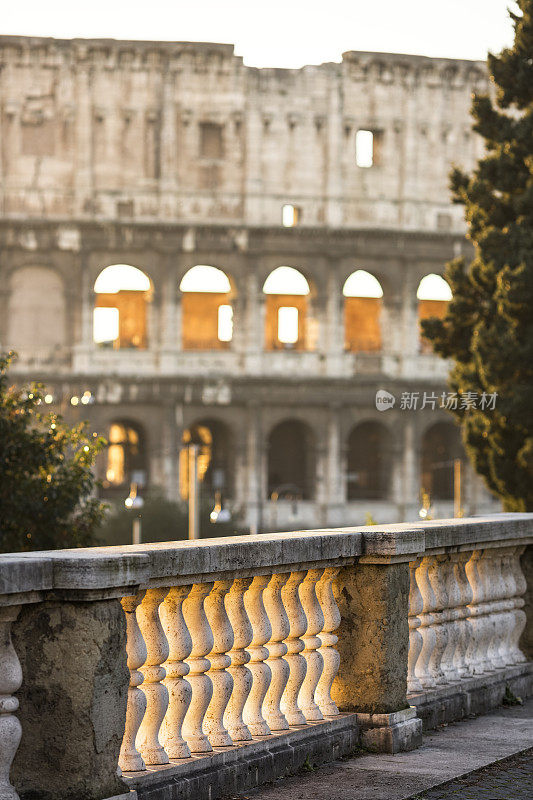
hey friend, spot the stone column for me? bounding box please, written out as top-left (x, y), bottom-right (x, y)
top-left (324, 264), bottom-right (344, 376)
top-left (11, 598), bottom-right (130, 800)
top-left (393, 416), bottom-right (418, 521)
top-left (160, 263), bottom-right (181, 369)
top-left (315, 435), bottom-right (328, 527)
top-left (73, 61), bottom-right (94, 216)
top-left (331, 530), bottom-right (424, 752)
top-left (72, 259), bottom-right (95, 372)
top-left (160, 69), bottom-right (177, 218)
top-left (243, 272), bottom-right (264, 374)
top-left (324, 406), bottom-right (343, 525)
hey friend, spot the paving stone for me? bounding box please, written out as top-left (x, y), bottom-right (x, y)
top-left (235, 700), bottom-right (533, 800)
top-left (417, 749), bottom-right (533, 799)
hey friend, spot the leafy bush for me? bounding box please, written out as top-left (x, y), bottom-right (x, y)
top-left (0, 352), bottom-right (106, 552)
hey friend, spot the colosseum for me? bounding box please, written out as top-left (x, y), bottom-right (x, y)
top-left (0, 35), bottom-right (500, 533)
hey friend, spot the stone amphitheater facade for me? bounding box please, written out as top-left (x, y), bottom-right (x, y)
top-left (0, 36), bottom-right (499, 533)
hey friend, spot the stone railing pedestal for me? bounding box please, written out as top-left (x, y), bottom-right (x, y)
top-left (357, 707), bottom-right (421, 753)
top-left (331, 528), bottom-right (425, 753)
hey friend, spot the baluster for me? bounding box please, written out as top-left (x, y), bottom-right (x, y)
top-left (485, 549), bottom-right (508, 669)
top-left (427, 556), bottom-right (449, 684)
top-left (465, 550), bottom-right (490, 673)
top-left (280, 571), bottom-right (308, 725)
top-left (0, 606), bottom-right (22, 800)
top-left (159, 585), bottom-right (193, 759)
top-left (414, 557), bottom-right (437, 689)
top-left (298, 569), bottom-right (324, 721)
top-left (508, 545), bottom-right (527, 664)
top-left (315, 566), bottom-right (341, 716)
top-left (204, 580), bottom-right (234, 747)
top-left (451, 552), bottom-right (473, 678)
top-left (136, 588), bottom-right (170, 765)
top-left (182, 582), bottom-right (214, 753)
top-left (407, 559), bottom-right (423, 694)
top-left (440, 555), bottom-right (461, 682)
top-left (243, 575), bottom-right (272, 736)
top-left (500, 548), bottom-right (519, 666)
top-left (263, 573), bottom-right (290, 731)
top-left (224, 578), bottom-right (253, 742)
top-left (119, 594), bottom-right (147, 772)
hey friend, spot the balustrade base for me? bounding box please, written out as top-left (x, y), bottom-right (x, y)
top-left (122, 714), bottom-right (358, 800)
top-left (409, 661), bottom-right (533, 731)
top-left (356, 706), bottom-right (423, 754)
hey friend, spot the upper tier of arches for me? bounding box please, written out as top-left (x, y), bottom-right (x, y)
top-left (3, 262), bottom-right (453, 356)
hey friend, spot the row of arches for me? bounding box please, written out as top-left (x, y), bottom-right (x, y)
top-left (92, 263), bottom-right (452, 352)
top-left (4, 263), bottom-right (451, 356)
top-left (101, 418), bottom-right (462, 503)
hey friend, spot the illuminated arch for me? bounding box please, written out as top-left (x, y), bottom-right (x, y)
top-left (417, 274), bottom-right (452, 301)
top-left (93, 264), bottom-right (152, 349)
top-left (103, 420), bottom-right (147, 491)
top-left (346, 421), bottom-right (392, 499)
top-left (180, 418), bottom-right (234, 500)
top-left (343, 270), bottom-right (383, 352)
top-left (262, 267), bottom-right (311, 350)
top-left (179, 265), bottom-right (233, 350)
top-left (343, 270), bottom-right (383, 298)
top-left (421, 422), bottom-right (462, 500)
top-left (417, 274), bottom-right (452, 352)
top-left (180, 265), bottom-right (231, 293)
top-left (267, 419), bottom-right (316, 500)
top-left (263, 266), bottom-right (310, 295)
top-left (94, 264), bottom-right (151, 293)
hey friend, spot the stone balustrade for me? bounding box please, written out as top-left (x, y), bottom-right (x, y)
top-left (0, 514), bottom-right (531, 800)
top-left (406, 516), bottom-right (532, 727)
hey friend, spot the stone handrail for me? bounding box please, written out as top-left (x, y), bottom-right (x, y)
top-left (406, 516), bottom-right (531, 696)
top-left (0, 514), bottom-right (531, 800)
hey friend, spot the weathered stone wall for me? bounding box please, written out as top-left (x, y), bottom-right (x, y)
top-left (11, 599), bottom-right (129, 800)
top-left (332, 562), bottom-right (410, 714)
top-left (0, 36), bottom-right (487, 231)
top-left (0, 37), bottom-right (501, 532)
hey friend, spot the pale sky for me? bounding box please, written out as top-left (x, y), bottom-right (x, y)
top-left (2, 0), bottom-right (518, 68)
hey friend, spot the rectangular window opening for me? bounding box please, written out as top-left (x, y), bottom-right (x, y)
top-left (199, 122), bottom-right (224, 159)
top-left (356, 129), bottom-right (374, 168)
top-left (282, 204), bottom-right (300, 227)
top-left (93, 307), bottom-right (119, 345)
top-left (356, 129), bottom-right (384, 168)
top-left (278, 306), bottom-right (299, 345)
top-left (217, 304), bottom-right (233, 342)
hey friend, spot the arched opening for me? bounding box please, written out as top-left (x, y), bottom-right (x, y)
top-left (421, 422), bottom-right (462, 500)
top-left (343, 270), bottom-right (383, 352)
top-left (102, 420), bottom-right (147, 493)
top-left (417, 273), bottom-right (452, 353)
top-left (346, 422), bottom-right (392, 500)
top-left (180, 418), bottom-right (234, 502)
top-left (179, 265), bottom-right (233, 350)
top-left (263, 266), bottom-right (311, 351)
top-left (94, 264), bottom-right (152, 349)
top-left (267, 419), bottom-right (315, 500)
top-left (7, 266), bottom-right (66, 357)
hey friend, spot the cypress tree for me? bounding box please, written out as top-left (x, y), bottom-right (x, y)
top-left (422, 1), bottom-right (533, 511)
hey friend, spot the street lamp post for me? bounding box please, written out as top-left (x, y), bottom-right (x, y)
top-left (188, 444), bottom-right (200, 540)
top-left (125, 482), bottom-right (144, 544)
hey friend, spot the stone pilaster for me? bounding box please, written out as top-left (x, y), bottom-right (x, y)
top-left (11, 599), bottom-right (129, 800)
